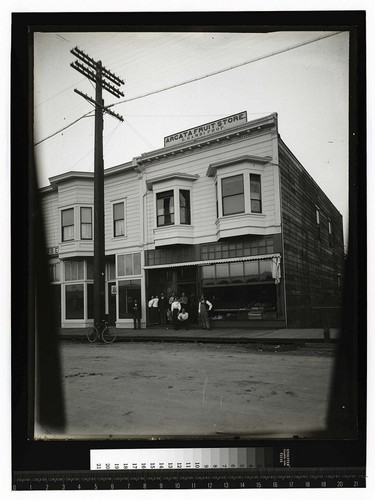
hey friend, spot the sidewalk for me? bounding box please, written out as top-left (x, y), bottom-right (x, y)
top-left (58, 326), bottom-right (341, 343)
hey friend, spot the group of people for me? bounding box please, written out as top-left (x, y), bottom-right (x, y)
top-left (131, 291), bottom-right (213, 331)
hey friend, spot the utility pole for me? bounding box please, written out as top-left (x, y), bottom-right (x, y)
top-left (71, 47), bottom-right (124, 331)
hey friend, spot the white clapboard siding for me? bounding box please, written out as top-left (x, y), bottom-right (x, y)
top-left (41, 191), bottom-right (60, 247)
top-left (143, 132), bottom-right (276, 245)
top-left (104, 170), bottom-right (141, 251)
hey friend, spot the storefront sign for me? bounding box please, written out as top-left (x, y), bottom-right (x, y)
top-left (47, 246), bottom-right (59, 256)
top-left (164, 111), bottom-right (247, 146)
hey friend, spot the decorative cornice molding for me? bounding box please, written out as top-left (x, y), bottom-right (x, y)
top-left (146, 172), bottom-right (199, 190)
top-left (206, 154), bottom-right (272, 177)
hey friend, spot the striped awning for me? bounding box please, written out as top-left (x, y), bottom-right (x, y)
top-left (144, 253), bottom-right (281, 270)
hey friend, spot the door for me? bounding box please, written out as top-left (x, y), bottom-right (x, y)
top-left (108, 282), bottom-right (117, 326)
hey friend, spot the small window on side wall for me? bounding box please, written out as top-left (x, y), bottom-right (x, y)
top-left (315, 207), bottom-right (321, 240)
top-left (113, 202), bottom-right (125, 237)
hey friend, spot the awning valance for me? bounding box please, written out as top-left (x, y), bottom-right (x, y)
top-left (144, 253), bottom-right (281, 270)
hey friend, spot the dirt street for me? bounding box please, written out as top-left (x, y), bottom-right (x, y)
top-left (36, 341), bottom-right (337, 439)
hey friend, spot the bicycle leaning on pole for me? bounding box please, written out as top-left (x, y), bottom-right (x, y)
top-left (87, 319), bottom-right (117, 344)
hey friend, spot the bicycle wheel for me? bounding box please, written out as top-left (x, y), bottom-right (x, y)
top-left (87, 325), bottom-right (98, 343)
top-left (101, 325), bottom-right (117, 344)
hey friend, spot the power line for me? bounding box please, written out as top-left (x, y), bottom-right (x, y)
top-left (34, 111), bottom-right (95, 146)
top-left (35, 31), bottom-right (343, 146)
top-left (108, 31), bottom-right (343, 109)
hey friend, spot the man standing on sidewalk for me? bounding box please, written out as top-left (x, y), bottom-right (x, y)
top-left (198, 295), bottom-right (213, 330)
top-left (131, 299), bottom-right (141, 330)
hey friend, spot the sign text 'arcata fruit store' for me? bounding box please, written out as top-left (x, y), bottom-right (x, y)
top-left (164, 112), bottom-right (247, 147)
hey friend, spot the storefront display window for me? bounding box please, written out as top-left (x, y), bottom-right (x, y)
top-left (65, 284), bottom-right (84, 319)
top-left (87, 283), bottom-right (94, 319)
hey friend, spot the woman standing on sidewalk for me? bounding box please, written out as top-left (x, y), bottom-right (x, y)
top-left (198, 295), bottom-right (213, 330)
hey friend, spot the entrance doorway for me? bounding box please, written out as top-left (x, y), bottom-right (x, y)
top-left (107, 282), bottom-right (117, 326)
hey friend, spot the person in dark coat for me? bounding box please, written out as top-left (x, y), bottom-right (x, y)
top-left (198, 295), bottom-right (213, 330)
top-left (159, 292), bottom-right (167, 325)
top-left (131, 299), bottom-right (141, 330)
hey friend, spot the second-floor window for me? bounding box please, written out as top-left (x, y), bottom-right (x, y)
top-left (157, 190), bottom-right (174, 227)
top-left (62, 208), bottom-right (74, 242)
top-left (80, 207), bottom-right (92, 240)
top-left (250, 174), bottom-right (262, 213)
top-left (113, 202), bottom-right (125, 237)
top-left (179, 190), bottom-right (191, 225)
top-left (222, 174), bottom-right (245, 216)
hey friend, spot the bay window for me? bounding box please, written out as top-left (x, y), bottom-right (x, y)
top-left (250, 174), bottom-right (262, 213)
top-left (80, 207), bottom-right (92, 240)
top-left (222, 174), bottom-right (245, 216)
top-left (156, 190), bottom-right (174, 227)
top-left (62, 208), bottom-right (74, 241)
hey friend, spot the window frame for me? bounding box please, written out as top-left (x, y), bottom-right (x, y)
top-left (156, 190), bottom-right (175, 227)
top-left (80, 206), bottom-right (93, 240)
top-left (179, 189), bottom-right (191, 225)
top-left (315, 206), bottom-right (321, 240)
top-left (112, 200), bottom-right (126, 238)
top-left (221, 174), bottom-right (245, 216)
top-left (250, 173), bottom-right (262, 213)
top-left (61, 207), bottom-right (75, 242)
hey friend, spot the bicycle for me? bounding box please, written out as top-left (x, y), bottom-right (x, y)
top-left (87, 319), bottom-right (117, 344)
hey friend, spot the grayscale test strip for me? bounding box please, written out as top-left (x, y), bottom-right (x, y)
top-left (89, 447), bottom-right (273, 470)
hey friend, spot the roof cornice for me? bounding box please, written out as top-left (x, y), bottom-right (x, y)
top-left (133, 113), bottom-right (278, 167)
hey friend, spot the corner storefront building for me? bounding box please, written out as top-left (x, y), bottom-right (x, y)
top-left (40, 112), bottom-right (344, 330)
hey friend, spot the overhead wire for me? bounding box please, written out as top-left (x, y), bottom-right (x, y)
top-left (34, 31), bottom-right (343, 146)
top-left (107, 31), bottom-right (343, 109)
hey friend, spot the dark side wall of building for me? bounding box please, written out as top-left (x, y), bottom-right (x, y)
top-left (278, 139), bottom-right (345, 328)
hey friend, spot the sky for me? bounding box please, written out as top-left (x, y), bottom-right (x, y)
top-left (33, 29), bottom-right (349, 245)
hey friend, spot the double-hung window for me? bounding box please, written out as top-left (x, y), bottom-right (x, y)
top-left (179, 190), bottom-right (191, 225)
top-left (250, 174), bottom-right (262, 213)
top-left (156, 190), bottom-right (174, 227)
top-left (113, 202), bottom-right (125, 237)
top-left (222, 174), bottom-right (245, 216)
top-left (62, 208), bottom-right (74, 242)
top-left (80, 207), bottom-right (92, 240)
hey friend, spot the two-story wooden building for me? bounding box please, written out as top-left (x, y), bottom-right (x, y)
top-left (40, 112), bottom-right (344, 330)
